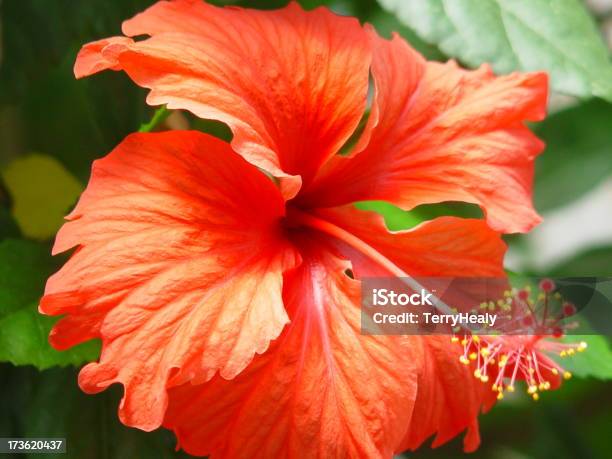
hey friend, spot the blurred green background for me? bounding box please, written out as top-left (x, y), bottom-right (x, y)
top-left (1, 0), bottom-right (612, 458)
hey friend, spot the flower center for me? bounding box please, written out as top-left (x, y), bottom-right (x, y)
top-left (282, 205), bottom-right (460, 320)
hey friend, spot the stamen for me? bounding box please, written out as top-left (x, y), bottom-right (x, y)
top-left (450, 282), bottom-right (588, 402)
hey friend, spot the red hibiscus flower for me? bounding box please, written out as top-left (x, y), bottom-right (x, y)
top-left (40, 1), bottom-right (548, 457)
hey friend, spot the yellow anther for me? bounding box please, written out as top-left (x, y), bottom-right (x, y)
top-left (551, 368), bottom-right (559, 375)
top-left (563, 371), bottom-right (572, 380)
top-left (451, 336), bottom-right (459, 343)
top-left (480, 375), bottom-right (489, 383)
top-left (459, 356), bottom-right (470, 365)
top-left (474, 369), bottom-right (482, 379)
top-left (497, 392), bottom-right (504, 400)
top-left (480, 302), bottom-right (488, 309)
top-left (469, 352), bottom-right (477, 361)
top-left (578, 341), bottom-right (588, 352)
top-left (492, 384), bottom-right (498, 392)
top-left (567, 348), bottom-right (575, 356)
top-left (480, 348), bottom-right (490, 357)
top-left (528, 368), bottom-right (535, 374)
top-left (461, 339), bottom-right (468, 346)
top-left (473, 335), bottom-right (480, 343)
top-left (538, 383), bottom-right (547, 391)
top-left (507, 385), bottom-right (515, 393)
top-left (532, 393), bottom-right (540, 401)
top-left (559, 350), bottom-right (567, 357)
top-left (528, 385), bottom-right (538, 394)
top-left (544, 382), bottom-right (551, 390)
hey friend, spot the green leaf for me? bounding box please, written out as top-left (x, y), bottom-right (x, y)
top-left (367, 9), bottom-right (445, 61)
top-left (557, 335), bottom-right (612, 380)
top-left (0, 239), bottom-right (99, 369)
top-left (0, 208), bottom-right (21, 241)
top-left (534, 99), bottom-right (612, 212)
top-left (549, 247), bottom-right (612, 278)
top-left (355, 201), bottom-right (424, 231)
top-left (0, 240), bottom-right (55, 317)
top-left (0, 364), bottom-right (191, 459)
top-left (0, 1), bottom-right (151, 181)
top-left (1, 154), bottom-right (83, 240)
top-left (355, 200), bottom-right (482, 231)
top-left (0, 0), bottom-right (153, 102)
top-left (378, 0), bottom-right (612, 101)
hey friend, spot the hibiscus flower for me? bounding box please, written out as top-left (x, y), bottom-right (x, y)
top-left (40, 1), bottom-right (548, 457)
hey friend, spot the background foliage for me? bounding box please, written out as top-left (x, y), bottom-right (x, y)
top-left (1, 0), bottom-right (611, 458)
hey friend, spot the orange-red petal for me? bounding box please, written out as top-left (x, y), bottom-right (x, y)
top-left (398, 336), bottom-right (497, 453)
top-left (74, 0), bottom-right (371, 197)
top-left (312, 206), bottom-right (506, 452)
top-left (40, 131), bottom-right (299, 430)
top-left (315, 205), bottom-right (507, 278)
top-left (73, 36), bottom-right (133, 75)
top-left (302, 31), bottom-right (548, 233)
top-left (163, 238), bottom-right (418, 458)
